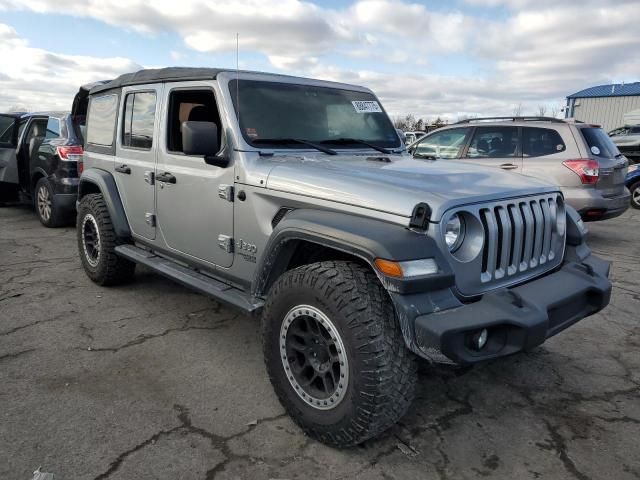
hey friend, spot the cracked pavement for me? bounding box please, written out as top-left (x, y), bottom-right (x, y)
top-left (1, 204), bottom-right (639, 480)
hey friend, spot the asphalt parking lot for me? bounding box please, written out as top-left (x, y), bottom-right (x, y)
top-left (1, 205), bottom-right (639, 480)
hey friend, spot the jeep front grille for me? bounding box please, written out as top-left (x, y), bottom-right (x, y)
top-left (439, 193), bottom-right (566, 296)
top-left (480, 196), bottom-right (561, 283)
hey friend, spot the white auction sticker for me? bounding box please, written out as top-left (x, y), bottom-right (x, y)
top-left (352, 100), bottom-right (382, 113)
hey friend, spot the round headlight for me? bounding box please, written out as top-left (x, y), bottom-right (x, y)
top-left (444, 213), bottom-right (465, 252)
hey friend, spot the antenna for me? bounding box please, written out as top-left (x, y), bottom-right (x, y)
top-left (236, 33), bottom-right (240, 128)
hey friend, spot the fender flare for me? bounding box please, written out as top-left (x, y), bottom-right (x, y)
top-left (78, 168), bottom-right (131, 239)
top-left (252, 208), bottom-right (454, 298)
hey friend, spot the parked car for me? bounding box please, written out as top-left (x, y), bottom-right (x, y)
top-left (407, 117), bottom-right (630, 221)
top-left (625, 163), bottom-right (640, 209)
top-left (404, 130), bottom-right (426, 145)
top-left (609, 125), bottom-right (640, 163)
top-left (75, 68), bottom-right (611, 447)
top-left (0, 111), bottom-right (84, 226)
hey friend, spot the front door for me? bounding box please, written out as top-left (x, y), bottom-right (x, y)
top-left (155, 84), bottom-right (234, 267)
top-left (461, 126), bottom-right (523, 173)
top-left (0, 114), bottom-right (19, 186)
top-left (114, 85), bottom-right (162, 240)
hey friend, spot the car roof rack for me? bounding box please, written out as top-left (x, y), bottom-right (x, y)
top-left (454, 116), bottom-right (566, 124)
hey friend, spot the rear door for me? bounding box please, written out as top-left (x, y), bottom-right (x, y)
top-left (520, 126), bottom-right (570, 185)
top-left (0, 114), bottom-right (19, 185)
top-left (578, 126), bottom-right (627, 197)
top-left (114, 85), bottom-right (162, 240)
top-left (460, 126), bottom-right (522, 173)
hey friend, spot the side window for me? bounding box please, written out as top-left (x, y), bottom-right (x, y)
top-left (122, 91), bottom-right (157, 150)
top-left (45, 117), bottom-right (61, 140)
top-left (166, 89), bottom-right (221, 153)
top-left (630, 127), bottom-right (640, 135)
top-left (86, 94), bottom-right (118, 147)
top-left (413, 128), bottom-right (470, 159)
top-left (466, 127), bottom-right (518, 158)
top-left (522, 128), bottom-right (566, 157)
top-left (17, 120), bottom-right (28, 141)
top-left (0, 116), bottom-right (16, 145)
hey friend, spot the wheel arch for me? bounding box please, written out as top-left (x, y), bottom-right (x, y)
top-left (252, 208), bottom-right (453, 299)
top-left (78, 168), bottom-right (131, 239)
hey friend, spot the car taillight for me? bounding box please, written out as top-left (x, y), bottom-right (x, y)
top-left (563, 159), bottom-right (599, 185)
top-left (57, 145), bottom-right (84, 173)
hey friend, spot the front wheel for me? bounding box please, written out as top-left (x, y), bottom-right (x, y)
top-left (630, 181), bottom-right (640, 210)
top-left (262, 261), bottom-right (417, 447)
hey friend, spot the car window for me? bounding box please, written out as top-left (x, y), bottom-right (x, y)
top-left (630, 127), bottom-right (640, 135)
top-left (167, 89), bottom-right (221, 153)
top-left (17, 120), bottom-right (27, 141)
top-left (122, 91), bottom-right (157, 150)
top-left (466, 127), bottom-right (518, 158)
top-left (580, 127), bottom-right (620, 158)
top-left (45, 117), bottom-right (61, 140)
top-left (413, 128), bottom-right (470, 159)
top-left (0, 116), bottom-right (15, 145)
top-left (522, 127), bottom-right (566, 157)
top-left (86, 94), bottom-right (118, 146)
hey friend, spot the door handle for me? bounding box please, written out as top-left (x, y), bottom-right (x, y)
top-left (156, 172), bottom-right (177, 184)
top-left (115, 164), bottom-right (131, 174)
top-left (500, 163), bottom-right (518, 170)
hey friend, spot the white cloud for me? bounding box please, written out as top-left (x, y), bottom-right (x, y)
top-left (0, 23), bottom-right (140, 111)
top-left (0, 0), bottom-right (638, 120)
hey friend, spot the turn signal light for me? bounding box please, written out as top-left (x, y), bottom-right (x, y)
top-left (375, 259), bottom-right (403, 278)
top-left (562, 159), bottom-right (599, 185)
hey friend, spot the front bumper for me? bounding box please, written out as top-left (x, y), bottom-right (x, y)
top-left (410, 255), bottom-right (611, 365)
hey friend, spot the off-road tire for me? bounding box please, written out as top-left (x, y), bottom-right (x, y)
top-left (629, 181), bottom-right (640, 210)
top-left (34, 177), bottom-right (67, 227)
top-left (76, 193), bottom-right (135, 286)
top-left (262, 260), bottom-right (418, 447)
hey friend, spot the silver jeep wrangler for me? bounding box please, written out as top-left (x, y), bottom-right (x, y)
top-left (74, 68), bottom-right (612, 447)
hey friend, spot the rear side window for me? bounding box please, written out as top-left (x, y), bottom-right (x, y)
top-left (45, 117), bottom-right (61, 140)
top-left (522, 127), bottom-right (565, 157)
top-left (466, 127), bottom-right (518, 158)
top-left (413, 128), bottom-right (470, 159)
top-left (122, 91), bottom-right (157, 150)
top-left (630, 127), bottom-right (640, 134)
top-left (581, 127), bottom-right (620, 158)
top-left (86, 94), bottom-right (118, 146)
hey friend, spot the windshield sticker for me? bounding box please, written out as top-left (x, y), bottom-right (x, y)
top-left (246, 127), bottom-right (258, 139)
top-left (352, 100), bottom-right (382, 113)
top-left (591, 146), bottom-right (601, 155)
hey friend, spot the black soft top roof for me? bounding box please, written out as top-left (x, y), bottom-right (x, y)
top-left (90, 67), bottom-right (227, 95)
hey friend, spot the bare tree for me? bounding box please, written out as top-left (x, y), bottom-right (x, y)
top-left (537, 105), bottom-right (547, 117)
top-left (7, 105), bottom-right (30, 113)
top-left (512, 103), bottom-right (523, 117)
top-left (549, 103), bottom-right (563, 119)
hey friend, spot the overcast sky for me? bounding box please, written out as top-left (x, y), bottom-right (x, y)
top-left (1, 0), bottom-right (639, 121)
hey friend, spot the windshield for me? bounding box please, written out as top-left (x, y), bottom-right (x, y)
top-left (229, 80), bottom-right (401, 150)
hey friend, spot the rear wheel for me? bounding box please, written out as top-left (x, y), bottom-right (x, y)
top-left (34, 177), bottom-right (67, 227)
top-left (262, 261), bottom-right (417, 447)
top-left (630, 181), bottom-right (640, 210)
top-left (77, 193), bottom-right (135, 285)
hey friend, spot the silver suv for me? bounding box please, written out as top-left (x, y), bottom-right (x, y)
top-left (74, 69), bottom-right (612, 447)
top-left (408, 117), bottom-right (630, 221)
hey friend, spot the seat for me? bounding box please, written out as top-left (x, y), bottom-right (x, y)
top-left (28, 123), bottom-right (45, 161)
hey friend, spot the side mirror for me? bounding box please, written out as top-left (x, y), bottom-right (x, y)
top-left (181, 121), bottom-right (229, 167)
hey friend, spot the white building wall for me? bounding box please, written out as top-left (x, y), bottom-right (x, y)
top-left (569, 95), bottom-right (640, 132)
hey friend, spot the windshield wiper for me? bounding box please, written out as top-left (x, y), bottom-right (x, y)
top-left (319, 137), bottom-right (391, 154)
top-left (252, 138), bottom-right (337, 155)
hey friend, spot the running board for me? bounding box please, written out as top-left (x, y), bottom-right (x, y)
top-left (114, 244), bottom-right (263, 313)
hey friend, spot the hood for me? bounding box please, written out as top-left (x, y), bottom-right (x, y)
top-left (264, 153), bottom-right (558, 221)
